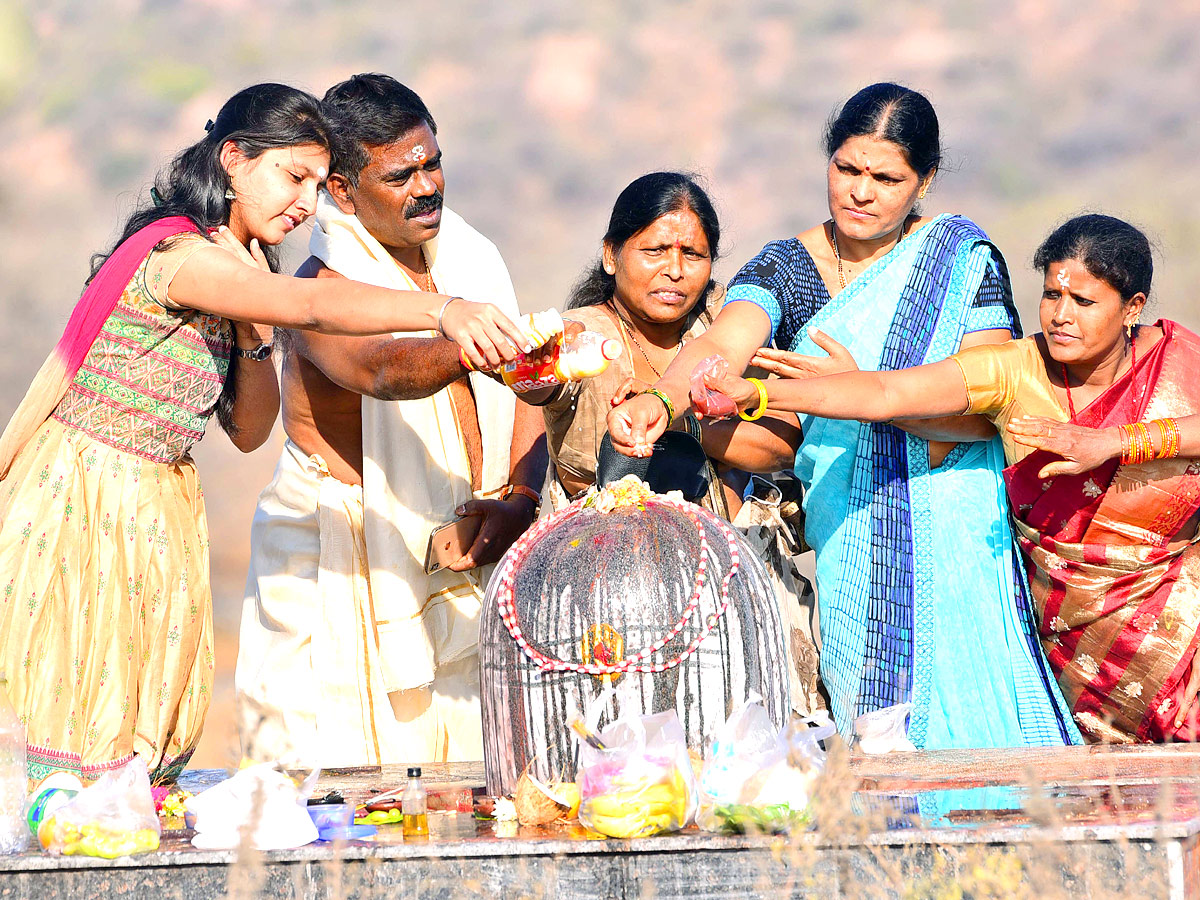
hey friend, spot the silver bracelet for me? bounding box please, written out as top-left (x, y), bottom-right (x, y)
top-left (435, 297), bottom-right (458, 337)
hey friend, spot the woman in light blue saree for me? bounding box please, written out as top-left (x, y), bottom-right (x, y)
top-left (607, 83), bottom-right (1080, 749)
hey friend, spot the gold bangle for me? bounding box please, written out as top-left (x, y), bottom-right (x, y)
top-left (1160, 417), bottom-right (1181, 459)
top-left (1154, 419), bottom-right (1169, 460)
top-left (739, 377), bottom-right (768, 422)
top-left (1135, 422), bottom-right (1152, 464)
top-left (643, 387), bottom-right (676, 424)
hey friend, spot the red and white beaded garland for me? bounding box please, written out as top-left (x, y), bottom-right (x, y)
top-left (493, 492), bottom-right (741, 676)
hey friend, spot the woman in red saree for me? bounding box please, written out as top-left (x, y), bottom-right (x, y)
top-left (685, 214), bottom-right (1200, 743)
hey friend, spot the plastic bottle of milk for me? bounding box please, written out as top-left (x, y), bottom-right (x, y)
top-left (500, 331), bottom-right (623, 393)
top-left (520, 309), bottom-right (565, 349)
top-left (0, 672), bottom-right (27, 853)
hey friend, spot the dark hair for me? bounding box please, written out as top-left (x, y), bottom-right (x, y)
top-left (1032, 214), bottom-right (1153, 302)
top-left (321, 73), bottom-right (437, 187)
top-left (567, 172), bottom-right (720, 310)
top-left (94, 83), bottom-right (334, 436)
top-left (97, 83), bottom-right (333, 278)
top-left (823, 82), bottom-right (942, 179)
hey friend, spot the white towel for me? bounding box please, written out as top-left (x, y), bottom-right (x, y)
top-left (309, 192), bottom-right (518, 690)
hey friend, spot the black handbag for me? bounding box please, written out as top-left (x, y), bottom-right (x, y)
top-left (594, 430), bottom-right (710, 501)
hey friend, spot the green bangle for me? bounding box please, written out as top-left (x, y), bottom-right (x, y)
top-left (643, 387), bottom-right (675, 424)
top-left (738, 377), bottom-right (768, 421)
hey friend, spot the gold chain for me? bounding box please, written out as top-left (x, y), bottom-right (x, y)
top-left (418, 250), bottom-right (434, 293)
top-left (828, 218), bottom-right (910, 292)
top-left (607, 302), bottom-right (682, 378)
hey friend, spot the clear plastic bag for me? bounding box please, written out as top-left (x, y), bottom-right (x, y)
top-left (689, 355), bottom-right (738, 419)
top-left (854, 702), bottom-right (917, 754)
top-left (39, 757), bottom-right (160, 857)
top-left (575, 709), bottom-right (697, 838)
top-left (698, 700), bottom-right (833, 833)
top-left (185, 762), bottom-right (318, 850)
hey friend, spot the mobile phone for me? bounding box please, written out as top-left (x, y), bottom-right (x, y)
top-left (424, 515), bottom-right (482, 575)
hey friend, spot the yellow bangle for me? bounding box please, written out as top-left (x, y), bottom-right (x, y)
top-left (739, 377), bottom-right (768, 422)
top-left (643, 387), bottom-right (676, 424)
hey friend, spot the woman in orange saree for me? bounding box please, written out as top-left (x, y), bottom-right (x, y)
top-left (678, 213), bottom-right (1200, 743)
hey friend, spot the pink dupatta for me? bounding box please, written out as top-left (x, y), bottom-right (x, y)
top-left (0, 217), bottom-right (200, 479)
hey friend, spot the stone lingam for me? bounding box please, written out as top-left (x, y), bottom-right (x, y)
top-left (481, 477), bottom-right (790, 796)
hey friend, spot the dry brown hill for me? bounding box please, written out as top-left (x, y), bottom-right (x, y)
top-left (1, 0), bottom-right (1197, 765)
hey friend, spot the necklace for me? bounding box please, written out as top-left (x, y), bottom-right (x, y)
top-left (391, 249), bottom-right (435, 292)
top-left (1060, 327), bottom-right (1139, 422)
top-left (417, 250), bottom-right (434, 293)
top-left (828, 219), bottom-right (908, 291)
top-left (607, 301), bottom-right (682, 378)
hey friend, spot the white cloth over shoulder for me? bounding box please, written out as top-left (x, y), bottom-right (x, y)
top-left (235, 442), bottom-right (485, 766)
top-left (309, 193), bottom-right (518, 690)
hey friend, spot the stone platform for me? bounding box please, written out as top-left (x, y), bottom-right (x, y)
top-left (4, 744), bottom-right (1200, 899)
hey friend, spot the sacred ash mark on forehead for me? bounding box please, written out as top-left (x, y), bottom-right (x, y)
top-left (1057, 268), bottom-right (1071, 290)
top-left (410, 144), bottom-right (427, 164)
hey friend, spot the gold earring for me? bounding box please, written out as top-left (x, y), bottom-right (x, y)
top-left (1126, 322), bottom-right (1133, 339)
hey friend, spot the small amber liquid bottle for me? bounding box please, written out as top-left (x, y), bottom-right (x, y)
top-left (402, 766), bottom-right (429, 837)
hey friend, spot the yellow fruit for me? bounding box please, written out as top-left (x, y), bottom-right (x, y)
top-left (36, 816), bottom-right (55, 850)
top-left (553, 783), bottom-right (581, 818)
top-left (585, 809), bottom-right (677, 839)
top-left (583, 792), bottom-right (639, 818)
top-left (134, 829), bottom-right (159, 853)
top-left (584, 812), bottom-right (649, 838)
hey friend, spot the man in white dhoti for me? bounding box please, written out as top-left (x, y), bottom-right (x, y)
top-left (235, 74), bottom-right (545, 767)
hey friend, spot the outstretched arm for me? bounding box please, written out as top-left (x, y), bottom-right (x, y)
top-left (890, 328), bottom-right (1011, 443)
top-left (705, 358), bottom-right (971, 423)
top-left (752, 326), bottom-right (1009, 444)
top-left (607, 371), bottom-right (800, 473)
top-left (168, 245), bottom-right (532, 368)
top-left (606, 301), bottom-right (773, 456)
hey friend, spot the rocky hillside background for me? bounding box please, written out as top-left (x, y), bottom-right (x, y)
top-left (2, 0), bottom-right (1197, 765)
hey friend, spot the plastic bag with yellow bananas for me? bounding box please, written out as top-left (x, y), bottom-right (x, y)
top-left (575, 709), bottom-right (697, 838)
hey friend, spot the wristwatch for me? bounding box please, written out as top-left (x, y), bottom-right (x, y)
top-left (234, 342), bottom-right (273, 361)
top-left (502, 483), bottom-right (541, 516)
